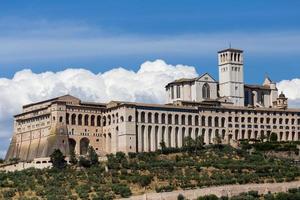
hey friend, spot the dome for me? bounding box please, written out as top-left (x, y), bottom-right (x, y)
top-left (279, 92), bottom-right (286, 98)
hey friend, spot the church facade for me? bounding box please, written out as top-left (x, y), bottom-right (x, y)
top-left (5, 48), bottom-right (300, 162)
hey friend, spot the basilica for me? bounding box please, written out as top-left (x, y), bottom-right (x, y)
top-left (5, 48), bottom-right (299, 162)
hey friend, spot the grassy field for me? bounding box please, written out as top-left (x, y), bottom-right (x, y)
top-left (0, 142), bottom-right (300, 200)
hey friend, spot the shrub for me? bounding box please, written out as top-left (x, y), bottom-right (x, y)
top-left (50, 149), bottom-right (67, 169)
top-left (178, 194), bottom-right (185, 200)
top-left (88, 146), bottom-right (99, 165)
top-left (78, 156), bottom-right (91, 168)
top-left (197, 194), bottom-right (219, 200)
top-left (111, 184), bottom-right (132, 198)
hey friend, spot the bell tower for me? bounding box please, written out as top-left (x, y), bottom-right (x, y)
top-left (218, 48), bottom-right (244, 106)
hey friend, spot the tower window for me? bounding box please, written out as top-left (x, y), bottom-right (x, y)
top-left (176, 86), bottom-right (181, 98)
top-left (171, 86), bottom-right (174, 99)
top-left (202, 83), bottom-right (210, 99)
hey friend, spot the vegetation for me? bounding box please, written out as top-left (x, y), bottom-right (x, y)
top-left (192, 188), bottom-right (300, 200)
top-left (50, 149), bottom-right (67, 169)
top-left (1, 139), bottom-right (300, 199)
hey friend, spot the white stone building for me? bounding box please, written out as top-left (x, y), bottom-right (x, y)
top-left (5, 48), bottom-right (299, 162)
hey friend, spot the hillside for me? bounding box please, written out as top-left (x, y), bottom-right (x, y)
top-left (0, 142), bottom-right (300, 200)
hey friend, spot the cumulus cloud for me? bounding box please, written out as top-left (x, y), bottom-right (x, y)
top-left (0, 59), bottom-right (197, 156)
top-left (277, 79), bottom-right (300, 107)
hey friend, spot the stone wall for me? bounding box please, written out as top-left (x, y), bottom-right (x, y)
top-left (118, 181), bottom-right (300, 200)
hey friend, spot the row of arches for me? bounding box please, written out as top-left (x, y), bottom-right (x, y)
top-left (138, 112), bottom-right (227, 127)
top-left (220, 52), bottom-right (241, 63)
top-left (66, 113), bottom-right (133, 127)
top-left (137, 125), bottom-right (300, 152)
top-left (137, 111), bottom-right (300, 127)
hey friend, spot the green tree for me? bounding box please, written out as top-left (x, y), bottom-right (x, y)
top-left (195, 135), bottom-right (204, 153)
top-left (160, 140), bottom-right (167, 154)
top-left (183, 136), bottom-right (195, 153)
top-left (88, 146), bottom-right (99, 165)
top-left (213, 133), bottom-right (222, 145)
top-left (69, 148), bottom-right (77, 165)
top-left (270, 132), bottom-right (278, 142)
top-left (50, 149), bottom-right (67, 169)
top-left (0, 158), bottom-right (4, 164)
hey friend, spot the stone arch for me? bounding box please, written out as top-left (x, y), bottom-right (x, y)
top-left (175, 127), bottom-right (179, 148)
top-left (201, 116), bottom-right (206, 126)
top-left (208, 116), bottom-right (212, 126)
top-left (221, 117), bottom-right (226, 127)
top-left (168, 127), bottom-right (172, 147)
top-left (128, 115), bottom-right (133, 122)
top-left (202, 83), bottom-right (210, 99)
top-left (84, 114), bottom-right (89, 126)
top-left (71, 114), bottom-right (76, 125)
top-left (235, 130), bottom-right (239, 140)
top-left (175, 114), bottom-right (179, 125)
top-left (91, 115), bottom-right (95, 126)
top-left (155, 126), bottom-right (159, 150)
top-left (222, 129), bottom-right (226, 140)
top-left (214, 117), bottom-right (219, 127)
top-left (148, 113), bottom-right (152, 123)
top-left (141, 125), bottom-right (145, 151)
top-left (108, 115), bottom-right (111, 125)
top-left (154, 113), bottom-right (159, 123)
top-left (69, 138), bottom-right (76, 154)
top-left (195, 115), bottom-right (199, 126)
top-left (195, 128), bottom-right (199, 138)
top-left (188, 127), bottom-right (193, 138)
top-left (161, 113), bottom-right (166, 124)
top-left (181, 115), bottom-right (186, 125)
top-left (168, 114), bottom-right (172, 124)
top-left (148, 126), bottom-right (152, 151)
top-left (141, 112), bottom-right (145, 123)
top-left (103, 116), bottom-right (106, 126)
top-left (66, 113), bottom-right (70, 124)
top-left (188, 115), bottom-right (193, 125)
top-left (161, 126), bottom-right (166, 143)
top-left (182, 127), bottom-right (186, 143)
top-left (97, 116), bottom-right (101, 126)
top-left (80, 137), bottom-right (90, 155)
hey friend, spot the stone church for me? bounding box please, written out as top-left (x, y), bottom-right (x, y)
top-left (5, 48), bottom-right (299, 162)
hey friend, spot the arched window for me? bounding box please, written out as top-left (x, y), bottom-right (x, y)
top-left (91, 115), bottom-right (95, 126)
top-left (168, 114), bottom-right (172, 124)
top-left (66, 113), bottom-right (69, 124)
top-left (188, 115), bottom-right (192, 125)
top-left (141, 112), bottom-right (145, 123)
top-left (181, 115), bottom-right (186, 125)
top-left (148, 113), bottom-right (152, 123)
top-left (202, 83), bottom-right (210, 99)
top-left (97, 116), bottom-right (101, 126)
top-left (128, 115), bottom-right (133, 122)
top-left (103, 116), bottom-right (106, 126)
top-left (154, 113), bottom-right (159, 123)
top-left (71, 114), bottom-right (76, 125)
top-left (195, 116), bottom-right (199, 126)
top-left (175, 114), bottom-right (179, 125)
top-left (161, 113), bottom-right (166, 124)
top-left (78, 114), bottom-right (82, 126)
top-left (84, 115), bottom-right (89, 126)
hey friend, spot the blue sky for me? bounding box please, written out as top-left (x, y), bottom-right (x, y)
top-left (1, 1), bottom-right (300, 158)
top-left (0, 0), bottom-right (300, 83)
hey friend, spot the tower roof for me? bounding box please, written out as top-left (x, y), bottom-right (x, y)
top-left (218, 48), bottom-right (243, 53)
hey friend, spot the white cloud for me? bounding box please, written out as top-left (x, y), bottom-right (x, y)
top-left (277, 79), bottom-right (300, 107)
top-left (0, 59), bottom-right (198, 157)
